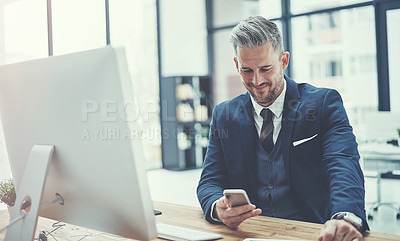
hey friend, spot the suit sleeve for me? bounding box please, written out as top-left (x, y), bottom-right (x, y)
top-left (320, 89), bottom-right (369, 231)
top-left (196, 104), bottom-right (228, 223)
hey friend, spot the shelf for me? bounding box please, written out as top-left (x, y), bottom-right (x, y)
top-left (160, 76), bottom-right (212, 170)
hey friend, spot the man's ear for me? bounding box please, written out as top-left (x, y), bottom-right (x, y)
top-left (233, 57), bottom-right (240, 72)
top-left (281, 52), bottom-right (290, 70)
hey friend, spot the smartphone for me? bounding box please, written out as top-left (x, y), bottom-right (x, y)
top-left (223, 189), bottom-right (251, 207)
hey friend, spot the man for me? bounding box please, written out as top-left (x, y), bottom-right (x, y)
top-left (197, 16), bottom-right (368, 241)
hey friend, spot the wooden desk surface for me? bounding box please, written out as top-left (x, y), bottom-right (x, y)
top-left (1, 201), bottom-right (400, 240)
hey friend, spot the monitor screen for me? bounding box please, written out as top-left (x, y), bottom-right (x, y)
top-left (0, 47), bottom-right (157, 240)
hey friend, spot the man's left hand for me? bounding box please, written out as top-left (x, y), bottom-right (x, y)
top-left (318, 219), bottom-right (363, 241)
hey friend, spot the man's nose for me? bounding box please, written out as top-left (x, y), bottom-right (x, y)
top-left (252, 71), bottom-right (261, 85)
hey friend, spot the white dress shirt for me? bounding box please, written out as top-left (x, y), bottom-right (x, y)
top-left (250, 78), bottom-right (286, 143)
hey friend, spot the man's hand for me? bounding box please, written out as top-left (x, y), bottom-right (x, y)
top-left (318, 219), bottom-right (363, 241)
top-left (213, 196), bottom-right (262, 229)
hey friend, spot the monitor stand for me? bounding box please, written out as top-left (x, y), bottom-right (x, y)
top-left (5, 145), bottom-right (55, 241)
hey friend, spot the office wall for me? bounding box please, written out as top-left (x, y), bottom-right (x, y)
top-left (159, 0), bottom-right (208, 76)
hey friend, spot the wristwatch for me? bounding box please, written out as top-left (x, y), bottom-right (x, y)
top-left (334, 212), bottom-right (363, 231)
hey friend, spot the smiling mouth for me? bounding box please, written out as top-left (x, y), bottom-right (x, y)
top-left (252, 83), bottom-right (270, 90)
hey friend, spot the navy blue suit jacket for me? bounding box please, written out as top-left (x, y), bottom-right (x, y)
top-left (197, 76), bottom-right (368, 230)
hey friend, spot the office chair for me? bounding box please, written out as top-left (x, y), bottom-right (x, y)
top-left (363, 160), bottom-right (400, 220)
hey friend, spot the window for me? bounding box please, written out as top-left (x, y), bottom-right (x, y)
top-left (213, 29), bottom-right (240, 104)
top-left (292, 6), bottom-right (377, 126)
top-left (259, 0), bottom-right (282, 19)
top-left (0, 0), bottom-right (160, 179)
top-left (387, 8), bottom-right (400, 112)
top-left (110, 0), bottom-right (160, 169)
top-left (0, 0), bottom-right (49, 179)
top-left (213, 0), bottom-right (262, 28)
top-left (291, 0), bottom-right (369, 15)
top-left (52, 0), bottom-right (106, 55)
top-left (2, 0), bottom-right (48, 64)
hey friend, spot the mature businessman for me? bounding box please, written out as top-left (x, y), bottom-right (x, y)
top-left (197, 16), bottom-right (368, 241)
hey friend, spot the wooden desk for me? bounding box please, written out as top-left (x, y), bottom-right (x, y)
top-left (1, 201), bottom-right (400, 240)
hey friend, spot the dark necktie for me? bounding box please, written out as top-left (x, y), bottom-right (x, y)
top-left (260, 109), bottom-right (274, 153)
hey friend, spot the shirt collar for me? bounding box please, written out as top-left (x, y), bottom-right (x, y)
top-left (251, 78), bottom-right (286, 118)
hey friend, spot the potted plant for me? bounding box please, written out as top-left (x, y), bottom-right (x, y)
top-left (0, 178), bottom-right (16, 215)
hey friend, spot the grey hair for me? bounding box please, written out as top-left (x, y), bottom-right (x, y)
top-left (230, 16), bottom-right (283, 55)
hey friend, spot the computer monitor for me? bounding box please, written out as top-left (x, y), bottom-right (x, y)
top-left (0, 47), bottom-right (157, 240)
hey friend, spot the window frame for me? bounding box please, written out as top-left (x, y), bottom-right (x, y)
top-left (199, 0), bottom-right (398, 111)
top-left (375, 0), bottom-right (400, 111)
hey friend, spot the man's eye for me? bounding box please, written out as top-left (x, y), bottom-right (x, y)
top-left (243, 69), bottom-right (253, 73)
top-left (261, 68), bottom-right (271, 72)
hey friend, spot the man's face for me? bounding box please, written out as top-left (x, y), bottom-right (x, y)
top-left (234, 42), bottom-right (289, 107)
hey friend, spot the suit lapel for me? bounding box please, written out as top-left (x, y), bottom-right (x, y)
top-left (281, 76), bottom-right (301, 183)
top-left (238, 93), bottom-right (258, 201)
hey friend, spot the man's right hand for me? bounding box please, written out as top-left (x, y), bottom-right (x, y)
top-left (214, 196), bottom-right (262, 229)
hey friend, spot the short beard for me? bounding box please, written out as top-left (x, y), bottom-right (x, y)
top-left (250, 78), bottom-right (283, 105)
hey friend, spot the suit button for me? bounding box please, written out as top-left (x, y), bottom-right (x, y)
top-left (268, 159), bottom-right (273, 163)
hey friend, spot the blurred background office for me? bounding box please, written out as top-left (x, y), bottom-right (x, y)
top-left (0, 0), bottom-right (400, 235)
